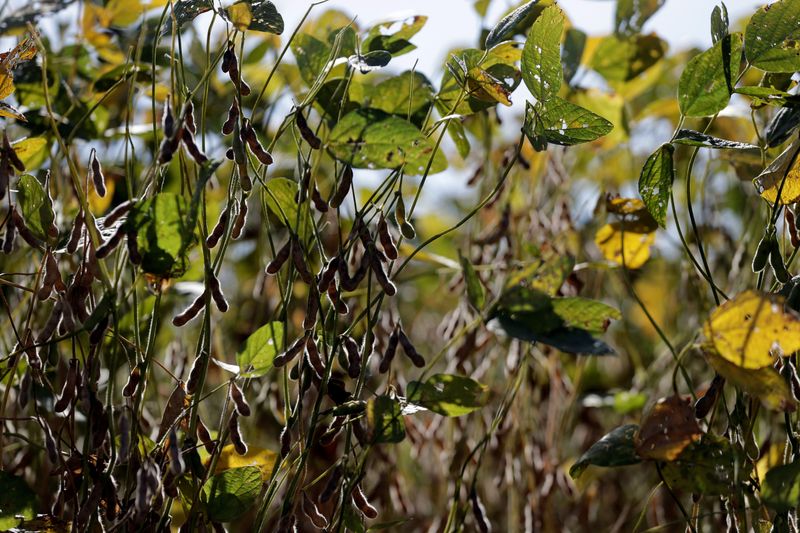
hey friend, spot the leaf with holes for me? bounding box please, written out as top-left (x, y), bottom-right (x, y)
top-left (521, 5), bottom-right (564, 102)
top-left (637, 143), bottom-right (674, 228)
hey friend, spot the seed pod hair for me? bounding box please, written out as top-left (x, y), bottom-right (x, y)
top-left (302, 491), bottom-right (328, 528)
top-left (343, 335), bottom-right (361, 379)
top-left (326, 282), bottom-right (349, 315)
top-left (229, 413), bottom-right (248, 455)
top-left (319, 465), bottom-right (342, 503)
top-left (305, 335), bottom-right (325, 378)
top-left (352, 484), bottom-right (378, 519)
top-left (317, 256), bottom-right (340, 292)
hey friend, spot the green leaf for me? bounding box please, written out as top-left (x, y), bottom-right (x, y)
top-left (459, 253), bottom-right (485, 310)
top-left (202, 466), bottom-right (262, 522)
top-left (521, 5), bottom-right (564, 102)
top-left (235, 321), bottom-right (285, 378)
top-left (745, 0), bottom-right (800, 72)
top-left (569, 424), bottom-right (641, 479)
top-left (485, 0), bottom-right (542, 49)
top-left (291, 33), bottom-right (332, 86)
top-left (523, 98), bottom-right (613, 148)
top-left (0, 471), bottom-right (36, 530)
top-left (366, 396), bottom-right (405, 443)
top-left (562, 28), bottom-right (586, 85)
top-left (678, 32), bottom-right (742, 117)
top-left (16, 174), bottom-right (55, 242)
top-left (368, 71), bottom-right (434, 122)
top-left (491, 286), bottom-right (619, 355)
top-left (163, 0), bottom-right (213, 34)
top-left (328, 109), bottom-right (447, 175)
top-left (222, 0), bottom-right (283, 34)
top-left (126, 193), bottom-right (193, 278)
top-left (264, 177), bottom-right (313, 240)
top-left (660, 434), bottom-right (744, 496)
top-left (711, 3), bottom-right (729, 44)
top-left (673, 129), bottom-right (759, 150)
top-left (637, 143), bottom-right (674, 228)
top-left (363, 16), bottom-right (427, 57)
top-left (762, 460), bottom-right (800, 513)
top-left (407, 373), bottom-right (489, 417)
top-left (589, 34), bottom-right (667, 82)
top-left (615, 0), bottom-right (664, 35)
top-left (347, 50), bottom-right (392, 74)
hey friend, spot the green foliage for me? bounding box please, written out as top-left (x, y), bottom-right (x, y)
top-left (236, 322), bottom-right (285, 377)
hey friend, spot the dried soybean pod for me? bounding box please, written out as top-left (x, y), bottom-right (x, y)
top-left (206, 206), bottom-right (230, 248)
top-left (239, 164), bottom-right (252, 192)
top-left (184, 99), bottom-right (197, 134)
top-left (209, 273), bottom-right (229, 312)
top-left (42, 422), bottom-right (59, 464)
top-left (279, 425), bottom-right (291, 458)
top-left (4, 133), bottom-right (24, 171)
top-left (266, 239), bottom-right (292, 274)
top-left (329, 165), bottom-right (352, 208)
top-left (89, 315), bottom-right (109, 345)
top-left (225, 147), bottom-right (235, 160)
top-left (229, 381), bottom-right (251, 417)
top-left (318, 256), bottom-right (340, 292)
top-left (273, 335), bottom-right (307, 368)
top-left (36, 301), bottom-right (63, 343)
top-left (338, 256), bottom-right (357, 291)
top-left (162, 96), bottom-right (175, 138)
top-left (379, 327), bottom-right (399, 374)
top-left (172, 292), bottom-right (207, 326)
top-left (222, 100), bottom-right (239, 135)
top-left (302, 491), bottom-right (328, 528)
top-left (305, 336), bottom-right (325, 378)
top-left (352, 484), bottom-right (378, 519)
top-left (182, 128), bottom-right (209, 164)
top-left (378, 215), bottom-right (398, 260)
top-left (66, 210), bottom-right (83, 253)
top-left (788, 282), bottom-right (800, 312)
top-left (95, 225), bottom-right (125, 258)
top-left (398, 328), bottom-right (425, 367)
top-left (394, 193), bottom-right (416, 239)
top-left (18, 370), bottom-right (31, 408)
top-left (221, 44), bottom-right (234, 73)
top-left (239, 79), bottom-right (251, 96)
top-left (118, 409), bottom-right (130, 460)
top-left (89, 150), bottom-right (106, 197)
top-left (242, 120), bottom-right (273, 165)
top-left (770, 237), bottom-right (792, 284)
top-left (295, 108), bottom-right (321, 149)
top-left (187, 356), bottom-right (203, 393)
top-left (694, 374), bottom-right (724, 419)
top-left (167, 428), bottom-right (185, 476)
top-left (3, 213), bottom-right (16, 253)
top-left (54, 359), bottom-right (78, 412)
top-left (12, 208), bottom-right (42, 249)
top-left (752, 232), bottom-right (772, 273)
top-left (231, 197), bottom-right (248, 239)
top-left (789, 208), bottom-right (800, 249)
top-left (196, 418), bottom-right (216, 454)
top-left (104, 200), bottom-right (134, 226)
top-left (319, 465), bottom-right (342, 503)
top-left (327, 282), bottom-right (349, 315)
top-left (311, 183), bottom-right (329, 213)
top-left (343, 335), bottom-right (361, 379)
top-left (229, 413), bottom-right (248, 455)
top-left (303, 285), bottom-right (319, 330)
top-left (44, 250), bottom-right (65, 293)
top-left (292, 242), bottom-right (314, 284)
top-left (126, 230), bottom-right (142, 265)
top-left (369, 251), bottom-right (397, 295)
top-left (470, 489), bottom-right (490, 533)
top-left (122, 364), bottom-right (142, 398)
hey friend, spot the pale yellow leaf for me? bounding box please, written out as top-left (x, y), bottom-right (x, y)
top-left (703, 290), bottom-right (800, 369)
top-left (208, 444), bottom-right (277, 481)
top-left (226, 2), bottom-right (253, 31)
top-left (11, 137), bottom-right (49, 169)
top-left (594, 221), bottom-right (655, 269)
top-left (755, 139), bottom-right (800, 205)
top-left (0, 101), bottom-right (25, 121)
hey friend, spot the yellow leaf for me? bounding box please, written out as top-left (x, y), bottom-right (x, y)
top-left (208, 444), bottom-right (277, 481)
top-left (606, 196), bottom-right (646, 215)
top-left (755, 139), bottom-right (800, 205)
top-left (11, 137), bottom-right (49, 169)
top-left (0, 69), bottom-right (14, 100)
top-left (466, 66), bottom-right (512, 106)
top-left (0, 101), bottom-right (25, 121)
top-left (594, 221), bottom-right (655, 269)
top-left (227, 2), bottom-right (253, 31)
top-left (703, 290), bottom-right (800, 369)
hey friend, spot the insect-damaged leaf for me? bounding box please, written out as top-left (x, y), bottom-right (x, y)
top-left (569, 424), bottom-right (641, 479)
top-left (521, 5), bottom-right (564, 102)
top-left (222, 0), bottom-right (283, 34)
top-left (634, 395), bottom-right (702, 461)
top-left (328, 109), bottom-right (447, 175)
top-left (678, 32), bottom-right (742, 117)
top-left (490, 286), bottom-right (620, 355)
top-left (637, 143), bottom-right (674, 228)
top-left (672, 130), bottom-right (760, 151)
top-left (703, 290), bottom-right (800, 369)
top-left (407, 374), bottom-right (489, 417)
top-left (202, 466), bottom-right (261, 522)
top-left (236, 321), bottom-right (285, 378)
top-left (523, 98), bottom-right (613, 150)
top-left (163, 0), bottom-right (213, 34)
top-left (745, 0), bottom-right (800, 73)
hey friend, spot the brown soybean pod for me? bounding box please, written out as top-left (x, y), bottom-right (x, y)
top-left (222, 100), bottom-right (239, 135)
top-left (66, 210), bottom-right (84, 254)
top-left (11, 208), bottom-right (42, 249)
top-left (378, 215), bottom-right (398, 260)
top-left (209, 273), bottom-right (229, 312)
top-left (319, 466), bottom-right (342, 503)
top-left (379, 327), bottom-right (399, 374)
top-left (266, 239), bottom-right (291, 275)
top-left (196, 417), bottom-right (216, 454)
top-left (3, 213), bottom-right (16, 253)
top-left (329, 165), bottom-right (352, 208)
top-left (303, 286), bottom-right (319, 331)
top-left (279, 425), bottom-right (291, 458)
top-left (95, 225), bottom-right (125, 258)
top-left (343, 335), bottom-right (361, 379)
top-left (305, 336), bottom-right (325, 378)
top-left (104, 200), bottom-right (134, 226)
top-left (186, 356), bottom-right (203, 394)
top-left (369, 250), bottom-right (397, 296)
top-left (122, 365), bottom-right (141, 398)
top-left (352, 484), bottom-right (378, 519)
top-left (221, 44), bottom-right (234, 73)
top-left (295, 108), bottom-right (321, 149)
top-left (46, 250), bottom-right (66, 292)
top-left (273, 336), bottom-right (306, 368)
top-left (229, 413), bottom-right (248, 455)
top-left (89, 150), bottom-right (106, 197)
top-left (302, 491), bottom-right (328, 528)
top-left (229, 381), bottom-right (251, 417)
top-left (54, 359), bottom-right (78, 412)
top-left (327, 282), bottom-right (349, 315)
top-left (318, 256), bottom-right (340, 292)
top-left (184, 99), bottom-right (197, 134)
top-left (231, 197), bottom-right (248, 239)
top-left (311, 183), bottom-right (329, 213)
top-left (292, 242), bottom-right (314, 284)
top-left (181, 128), bottom-right (208, 164)
top-left (206, 206), bottom-right (229, 248)
top-left (126, 231), bottom-right (142, 265)
top-left (398, 328), bottom-right (425, 367)
top-left (162, 96), bottom-right (175, 138)
top-left (167, 428), bottom-right (185, 476)
top-left (471, 489), bottom-right (490, 533)
top-left (242, 120), bottom-right (273, 165)
top-left (172, 292), bottom-right (207, 327)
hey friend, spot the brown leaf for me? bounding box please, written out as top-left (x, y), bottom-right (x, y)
top-left (634, 395), bottom-right (702, 461)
